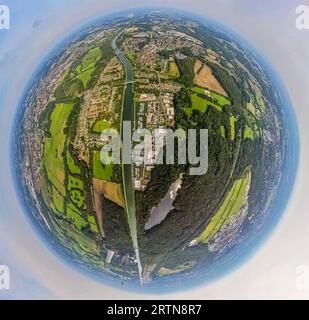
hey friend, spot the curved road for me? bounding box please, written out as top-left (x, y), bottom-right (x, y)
top-left (112, 31), bottom-right (143, 283)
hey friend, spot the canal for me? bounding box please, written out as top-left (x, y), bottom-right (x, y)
top-left (112, 31), bottom-right (143, 283)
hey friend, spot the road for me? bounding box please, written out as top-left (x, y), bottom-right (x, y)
top-left (112, 31), bottom-right (143, 284)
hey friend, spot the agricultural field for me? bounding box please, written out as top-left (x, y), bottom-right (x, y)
top-left (184, 86), bottom-right (232, 117)
top-left (51, 217), bottom-right (99, 256)
top-left (42, 102), bottom-right (95, 232)
top-left (167, 60), bottom-right (180, 78)
top-left (183, 87), bottom-right (242, 142)
top-left (51, 185), bottom-right (64, 214)
top-left (92, 150), bottom-right (113, 181)
top-left (193, 60), bottom-right (228, 96)
top-left (93, 178), bottom-right (125, 208)
top-left (244, 126), bottom-right (254, 140)
top-left (55, 47), bottom-right (102, 100)
top-left (67, 148), bottom-right (81, 175)
top-left (247, 101), bottom-right (256, 115)
top-left (68, 175), bottom-right (86, 209)
top-left (67, 203), bottom-right (88, 230)
top-left (211, 92), bottom-right (231, 107)
top-left (82, 47), bottom-right (102, 69)
top-left (190, 93), bottom-right (208, 113)
top-left (229, 115), bottom-right (237, 141)
top-left (43, 102), bottom-right (74, 196)
top-left (197, 168), bottom-right (251, 244)
top-left (54, 47), bottom-right (102, 100)
top-left (191, 87), bottom-right (231, 111)
top-left (243, 110), bottom-right (261, 140)
top-left (75, 47), bottom-right (102, 88)
top-left (68, 175), bottom-right (84, 191)
top-left (88, 215), bottom-right (99, 233)
top-left (70, 189), bottom-right (86, 209)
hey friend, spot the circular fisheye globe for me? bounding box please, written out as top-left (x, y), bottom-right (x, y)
top-left (12, 8), bottom-right (299, 292)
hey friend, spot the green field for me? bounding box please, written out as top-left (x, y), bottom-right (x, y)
top-left (92, 120), bottom-right (111, 133)
top-left (75, 47), bottom-right (102, 88)
top-left (229, 115), bottom-right (237, 141)
top-left (206, 100), bottom-right (222, 112)
top-left (211, 92), bottom-right (231, 107)
top-left (67, 149), bottom-right (81, 175)
top-left (186, 89), bottom-right (235, 139)
top-left (190, 93), bottom-right (208, 112)
top-left (77, 69), bottom-right (94, 89)
top-left (191, 86), bottom-right (205, 95)
top-left (70, 189), bottom-right (86, 209)
top-left (244, 125), bottom-right (254, 140)
top-left (43, 103), bottom-right (74, 196)
top-left (51, 215), bottom-right (101, 259)
top-left (88, 215), bottom-right (99, 233)
top-left (189, 87), bottom-right (231, 113)
top-left (68, 175), bottom-right (85, 209)
top-left (68, 175), bottom-right (84, 191)
top-left (63, 80), bottom-right (82, 97)
top-left (182, 87), bottom-right (229, 124)
top-left (92, 151), bottom-right (113, 181)
top-left (42, 101), bottom-right (96, 232)
top-left (51, 185), bottom-right (64, 214)
top-left (67, 203), bottom-right (88, 230)
top-left (82, 47), bottom-right (102, 69)
top-left (167, 61), bottom-right (180, 78)
top-left (197, 168), bottom-right (251, 244)
top-left (220, 125), bottom-right (226, 138)
top-left (191, 87), bottom-right (231, 106)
